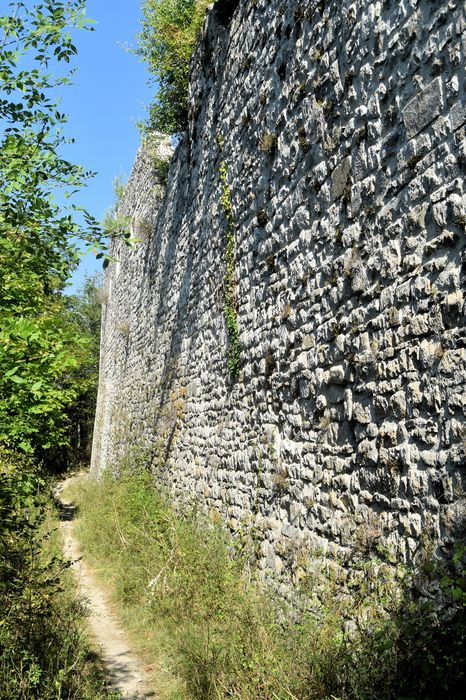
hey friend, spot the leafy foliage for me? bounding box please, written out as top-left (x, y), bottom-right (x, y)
top-left (0, 1), bottom-right (108, 458)
top-left (0, 268), bottom-right (102, 460)
top-left (0, 450), bottom-right (117, 699)
top-left (60, 274), bottom-right (103, 467)
top-left (136, 0), bottom-right (212, 135)
top-left (101, 174), bottom-right (131, 246)
top-left (143, 133), bottom-right (173, 186)
top-left (0, 298), bottom-right (83, 452)
top-left (0, 4), bottom-right (124, 696)
top-left (0, 1), bottom-right (104, 265)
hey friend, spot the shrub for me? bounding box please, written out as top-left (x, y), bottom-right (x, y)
top-left (136, 0), bottom-right (212, 136)
top-left (0, 449), bottom-right (116, 699)
top-left (143, 132), bottom-right (174, 186)
top-left (102, 174), bottom-right (131, 242)
top-left (259, 131), bottom-right (278, 158)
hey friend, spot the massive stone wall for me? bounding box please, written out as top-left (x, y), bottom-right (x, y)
top-left (92, 0), bottom-right (465, 580)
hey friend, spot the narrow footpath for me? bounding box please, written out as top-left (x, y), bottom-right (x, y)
top-left (57, 476), bottom-right (155, 700)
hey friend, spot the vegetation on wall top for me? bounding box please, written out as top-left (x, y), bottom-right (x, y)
top-left (136, 0), bottom-right (213, 136)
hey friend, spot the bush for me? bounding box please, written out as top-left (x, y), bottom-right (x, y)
top-left (0, 449), bottom-right (116, 699)
top-left (136, 0), bottom-right (212, 136)
top-left (65, 465), bottom-right (466, 700)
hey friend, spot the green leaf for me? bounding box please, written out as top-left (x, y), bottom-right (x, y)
top-left (4, 366), bottom-right (20, 377)
top-left (9, 375), bottom-right (27, 385)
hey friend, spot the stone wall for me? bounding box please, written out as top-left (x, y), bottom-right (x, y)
top-left (92, 0), bottom-right (466, 581)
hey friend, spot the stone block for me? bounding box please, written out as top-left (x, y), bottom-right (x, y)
top-left (331, 156), bottom-right (351, 199)
top-left (402, 77), bottom-right (444, 138)
top-left (449, 101), bottom-right (466, 131)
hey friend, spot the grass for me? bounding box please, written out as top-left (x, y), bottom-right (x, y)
top-left (62, 465), bottom-right (466, 700)
top-left (65, 470), bottom-right (291, 699)
top-left (259, 132), bottom-right (278, 158)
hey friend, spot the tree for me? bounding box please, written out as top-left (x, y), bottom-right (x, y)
top-left (0, 7), bottom-right (125, 696)
top-left (136, 0), bottom-right (212, 136)
top-left (62, 274), bottom-right (103, 468)
top-left (0, 1), bottom-right (113, 458)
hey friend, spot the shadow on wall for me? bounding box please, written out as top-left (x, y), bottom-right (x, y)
top-left (215, 0), bottom-right (241, 26)
top-left (135, 4), bottom-right (242, 471)
top-left (143, 149), bottom-right (193, 466)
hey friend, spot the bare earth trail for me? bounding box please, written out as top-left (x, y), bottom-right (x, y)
top-left (57, 475), bottom-right (156, 700)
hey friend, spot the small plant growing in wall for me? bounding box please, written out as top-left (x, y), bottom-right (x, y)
top-left (143, 133), bottom-right (172, 186)
top-left (273, 466), bottom-right (289, 494)
top-left (256, 209), bottom-right (268, 227)
top-left (265, 349), bottom-right (276, 377)
top-left (281, 304), bottom-right (293, 321)
top-left (116, 322), bottom-right (130, 337)
top-left (259, 132), bottom-right (278, 158)
top-left (133, 217), bottom-right (153, 242)
top-left (298, 126), bottom-right (309, 153)
top-left (219, 161), bottom-right (241, 377)
top-left (266, 254), bottom-right (276, 273)
top-left (153, 153), bottom-right (171, 185)
top-left (101, 174), bottom-right (132, 260)
top-left (241, 55), bottom-right (252, 71)
top-left (112, 173), bottom-right (127, 207)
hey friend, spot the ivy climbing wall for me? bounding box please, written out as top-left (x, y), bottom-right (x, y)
top-left (92, 0), bottom-right (466, 581)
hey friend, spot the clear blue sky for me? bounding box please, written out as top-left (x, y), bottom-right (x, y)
top-left (0, 0), bottom-right (154, 293)
top-left (62, 0), bottom-right (153, 293)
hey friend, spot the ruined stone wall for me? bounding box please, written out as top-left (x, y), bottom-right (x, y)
top-left (92, 0), bottom-right (466, 581)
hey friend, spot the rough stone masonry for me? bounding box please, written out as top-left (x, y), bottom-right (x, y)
top-left (91, 0), bottom-right (466, 583)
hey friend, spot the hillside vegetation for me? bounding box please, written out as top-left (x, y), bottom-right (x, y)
top-left (0, 450), bottom-right (119, 699)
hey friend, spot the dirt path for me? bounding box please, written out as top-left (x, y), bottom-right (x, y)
top-left (57, 476), bottom-right (156, 700)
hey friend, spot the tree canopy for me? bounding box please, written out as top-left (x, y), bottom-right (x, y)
top-left (0, 1), bottom-right (105, 458)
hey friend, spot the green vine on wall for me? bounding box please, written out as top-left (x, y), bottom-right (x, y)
top-left (219, 161), bottom-right (240, 377)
